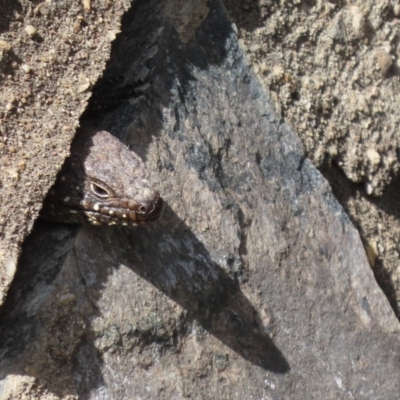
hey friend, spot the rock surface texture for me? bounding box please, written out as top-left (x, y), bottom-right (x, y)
top-left (223, 0), bottom-right (400, 319)
top-left (0, 0), bottom-right (131, 305)
top-left (0, 0), bottom-right (400, 399)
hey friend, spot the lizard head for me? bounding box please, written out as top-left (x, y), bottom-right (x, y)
top-left (42, 130), bottom-right (163, 226)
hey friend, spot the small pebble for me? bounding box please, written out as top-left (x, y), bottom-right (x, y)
top-left (77, 74), bottom-right (90, 93)
top-left (365, 182), bottom-right (373, 195)
top-left (83, 0), bottom-right (91, 13)
top-left (351, 7), bottom-right (365, 37)
top-left (366, 148), bottom-right (380, 166)
top-left (7, 169), bottom-right (19, 179)
top-left (17, 160), bottom-right (26, 171)
top-left (375, 49), bottom-right (392, 75)
top-left (25, 25), bottom-right (37, 36)
top-left (21, 64), bottom-right (31, 73)
top-left (0, 40), bottom-right (11, 51)
top-left (59, 293), bottom-right (76, 304)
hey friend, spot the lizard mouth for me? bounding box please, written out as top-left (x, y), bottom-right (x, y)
top-left (82, 195), bottom-right (164, 226)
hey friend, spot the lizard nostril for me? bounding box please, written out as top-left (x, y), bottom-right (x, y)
top-left (133, 196), bottom-right (163, 221)
top-left (138, 201), bottom-right (156, 215)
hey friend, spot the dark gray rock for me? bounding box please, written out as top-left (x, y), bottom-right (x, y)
top-left (0, 0), bottom-right (399, 398)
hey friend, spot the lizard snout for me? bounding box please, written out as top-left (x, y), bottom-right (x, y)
top-left (136, 194), bottom-right (164, 221)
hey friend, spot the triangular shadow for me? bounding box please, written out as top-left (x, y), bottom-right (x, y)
top-left (79, 202), bottom-right (290, 373)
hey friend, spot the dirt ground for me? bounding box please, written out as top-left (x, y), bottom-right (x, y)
top-left (223, 0), bottom-right (400, 318)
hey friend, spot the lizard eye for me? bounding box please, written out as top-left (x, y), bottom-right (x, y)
top-left (90, 182), bottom-right (111, 198)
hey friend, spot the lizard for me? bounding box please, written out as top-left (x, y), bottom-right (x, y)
top-left (40, 129), bottom-right (163, 226)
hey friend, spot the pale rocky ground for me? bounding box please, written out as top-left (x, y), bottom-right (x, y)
top-left (0, 0), bottom-right (131, 304)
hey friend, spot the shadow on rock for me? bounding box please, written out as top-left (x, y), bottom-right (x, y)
top-left (0, 203), bottom-right (289, 397)
top-left (80, 203), bottom-right (290, 373)
top-left (0, 221), bottom-right (97, 397)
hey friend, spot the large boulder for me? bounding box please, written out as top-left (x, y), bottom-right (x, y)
top-left (0, 0), bottom-right (399, 398)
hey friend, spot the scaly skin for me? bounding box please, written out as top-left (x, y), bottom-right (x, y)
top-left (41, 130), bottom-right (163, 226)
